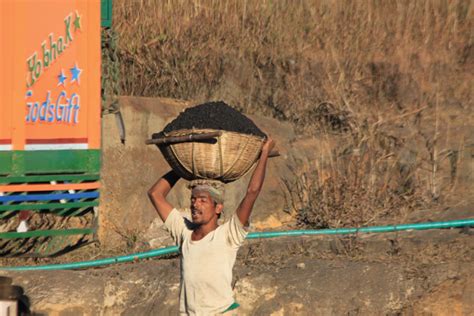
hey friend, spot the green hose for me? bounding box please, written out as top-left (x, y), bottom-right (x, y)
top-left (1, 218), bottom-right (472, 271)
top-left (1, 246), bottom-right (180, 271)
top-left (246, 218), bottom-right (474, 239)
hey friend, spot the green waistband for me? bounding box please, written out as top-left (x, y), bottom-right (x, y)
top-left (222, 302), bottom-right (240, 313)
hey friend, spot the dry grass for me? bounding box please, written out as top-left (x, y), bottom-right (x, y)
top-left (114, 0), bottom-right (472, 110)
top-left (283, 117), bottom-right (427, 228)
top-left (113, 0), bottom-right (473, 228)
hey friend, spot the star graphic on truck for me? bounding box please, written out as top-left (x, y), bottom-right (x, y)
top-left (70, 63), bottom-right (82, 85)
top-left (74, 10), bottom-right (82, 31)
top-left (57, 69), bottom-right (67, 86)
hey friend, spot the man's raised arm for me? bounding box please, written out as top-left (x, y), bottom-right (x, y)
top-left (148, 170), bottom-right (180, 222)
top-left (235, 137), bottom-right (275, 226)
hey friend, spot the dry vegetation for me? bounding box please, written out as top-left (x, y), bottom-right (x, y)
top-left (112, 0), bottom-right (472, 228)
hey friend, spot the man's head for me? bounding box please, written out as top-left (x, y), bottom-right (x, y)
top-left (189, 184), bottom-right (225, 225)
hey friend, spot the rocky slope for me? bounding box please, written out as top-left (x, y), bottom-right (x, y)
top-left (2, 227), bottom-right (473, 315)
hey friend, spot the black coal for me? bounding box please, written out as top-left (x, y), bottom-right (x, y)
top-left (155, 101), bottom-right (266, 138)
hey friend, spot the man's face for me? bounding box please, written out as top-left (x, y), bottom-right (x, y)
top-left (190, 190), bottom-right (222, 225)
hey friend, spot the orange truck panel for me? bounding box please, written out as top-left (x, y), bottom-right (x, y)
top-left (0, 0), bottom-right (101, 151)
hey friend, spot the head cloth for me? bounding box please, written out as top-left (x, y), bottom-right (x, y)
top-left (189, 180), bottom-right (225, 205)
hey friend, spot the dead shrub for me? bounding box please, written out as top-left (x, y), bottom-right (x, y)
top-left (284, 118), bottom-right (428, 229)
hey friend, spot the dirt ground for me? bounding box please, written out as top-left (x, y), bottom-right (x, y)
top-left (2, 216), bottom-right (473, 315)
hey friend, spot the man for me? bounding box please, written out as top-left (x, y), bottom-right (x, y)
top-left (148, 138), bottom-right (275, 315)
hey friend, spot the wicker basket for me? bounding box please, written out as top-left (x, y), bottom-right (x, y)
top-left (158, 128), bottom-right (265, 183)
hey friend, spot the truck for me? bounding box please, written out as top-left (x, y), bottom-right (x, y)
top-left (0, 0), bottom-right (111, 256)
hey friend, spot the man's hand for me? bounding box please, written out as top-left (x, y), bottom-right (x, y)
top-left (148, 170), bottom-right (180, 222)
top-left (235, 136), bottom-right (276, 226)
top-left (261, 137), bottom-right (275, 156)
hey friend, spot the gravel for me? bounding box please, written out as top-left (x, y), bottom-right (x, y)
top-left (154, 101), bottom-right (266, 138)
